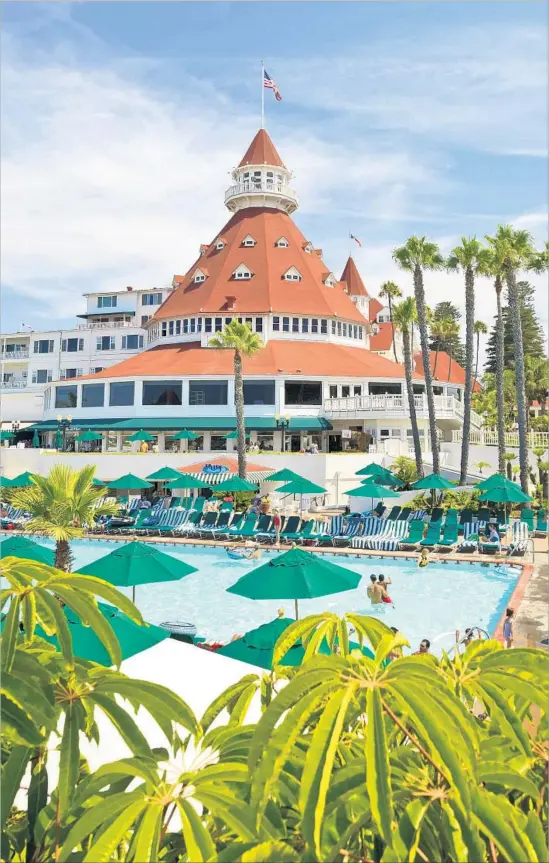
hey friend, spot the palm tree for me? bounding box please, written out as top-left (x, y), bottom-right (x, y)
top-left (392, 297), bottom-right (423, 477)
top-left (429, 317), bottom-right (451, 378)
top-left (486, 226), bottom-right (535, 494)
top-left (479, 246), bottom-right (507, 474)
top-left (443, 319), bottom-right (460, 383)
top-left (378, 281), bottom-right (402, 362)
top-left (209, 320), bottom-right (263, 478)
top-left (393, 236), bottom-right (444, 473)
top-left (446, 238), bottom-right (489, 484)
top-left (10, 465), bottom-right (117, 571)
top-left (473, 320), bottom-right (488, 390)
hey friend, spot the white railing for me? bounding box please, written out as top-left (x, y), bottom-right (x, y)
top-left (224, 180), bottom-right (298, 204)
top-left (1, 379), bottom-right (28, 389)
top-left (77, 320), bottom-right (138, 330)
top-left (323, 393), bottom-right (479, 425)
top-left (451, 429), bottom-right (549, 449)
top-left (1, 350), bottom-right (29, 360)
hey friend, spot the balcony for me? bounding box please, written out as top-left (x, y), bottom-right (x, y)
top-left (1, 350), bottom-right (29, 361)
top-left (2, 379), bottom-right (28, 389)
top-left (77, 320), bottom-right (139, 330)
top-left (323, 394), bottom-right (482, 429)
top-left (224, 180), bottom-right (298, 214)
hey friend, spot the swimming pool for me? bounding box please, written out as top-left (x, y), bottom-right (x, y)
top-left (1, 537), bottom-right (521, 655)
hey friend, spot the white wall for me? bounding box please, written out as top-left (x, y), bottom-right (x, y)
top-left (441, 442), bottom-right (547, 478)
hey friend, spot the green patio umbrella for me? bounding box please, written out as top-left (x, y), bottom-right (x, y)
top-left (214, 476), bottom-right (258, 492)
top-left (10, 472), bottom-right (36, 488)
top-left (146, 467), bottom-right (186, 482)
top-left (356, 463), bottom-right (393, 478)
top-left (92, 478), bottom-right (106, 487)
top-left (266, 468), bottom-right (306, 483)
top-left (163, 476), bottom-right (212, 491)
top-left (54, 429), bottom-right (63, 449)
top-left (360, 471), bottom-right (401, 488)
top-left (172, 430), bottom-right (199, 440)
top-left (478, 485), bottom-right (531, 505)
top-left (106, 474), bottom-right (153, 491)
top-left (411, 472), bottom-right (454, 508)
top-left (277, 477), bottom-right (327, 513)
top-left (0, 536), bottom-right (55, 566)
top-left (0, 430), bottom-right (15, 441)
top-left (75, 429), bottom-right (103, 442)
top-left (0, 476), bottom-right (16, 488)
top-left (36, 601), bottom-right (168, 666)
top-left (345, 480), bottom-right (400, 513)
top-left (77, 540), bottom-right (198, 602)
top-left (127, 430), bottom-right (156, 442)
top-left (31, 429), bottom-right (40, 448)
top-left (475, 472), bottom-right (510, 492)
top-left (224, 430), bottom-right (250, 440)
top-left (227, 546), bottom-right (361, 619)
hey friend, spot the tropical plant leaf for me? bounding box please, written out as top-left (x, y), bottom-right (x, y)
top-left (58, 704), bottom-right (80, 816)
top-left (81, 798), bottom-right (147, 862)
top-left (132, 801), bottom-right (163, 863)
top-left (177, 798), bottom-right (216, 862)
top-left (0, 745), bottom-right (32, 828)
top-left (201, 675), bottom-right (260, 732)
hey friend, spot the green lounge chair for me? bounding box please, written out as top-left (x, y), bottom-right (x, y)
top-left (386, 506), bottom-right (401, 521)
top-left (458, 508), bottom-right (473, 533)
top-left (220, 500), bottom-right (234, 512)
top-left (179, 510), bottom-right (204, 537)
top-left (196, 511), bottom-right (218, 536)
top-left (228, 512), bottom-right (258, 539)
top-left (445, 507), bottom-right (459, 525)
top-left (535, 510), bottom-right (547, 537)
top-left (214, 511), bottom-right (244, 539)
top-left (397, 507), bottom-right (412, 521)
top-left (282, 518), bottom-right (317, 544)
top-left (420, 522), bottom-right (442, 547)
top-left (191, 497), bottom-right (206, 513)
top-left (398, 519), bottom-right (425, 548)
top-left (521, 509), bottom-right (535, 532)
top-left (495, 508), bottom-right (508, 528)
top-left (436, 524), bottom-right (459, 549)
top-left (429, 507), bottom-right (443, 523)
top-left (373, 502), bottom-right (386, 517)
top-left (117, 510), bottom-right (151, 535)
top-left (203, 509), bottom-right (232, 537)
top-left (253, 514), bottom-right (273, 540)
top-left (181, 497), bottom-right (193, 510)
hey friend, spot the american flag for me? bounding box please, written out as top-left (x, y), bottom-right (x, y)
top-left (264, 69), bottom-right (282, 101)
top-left (350, 233), bottom-right (362, 247)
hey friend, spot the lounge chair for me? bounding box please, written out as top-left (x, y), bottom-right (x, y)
top-left (535, 510), bottom-right (547, 537)
top-left (169, 496), bottom-right (182, 509)
top-left (410, 509), bottom-right (427, 521)
top-left (495, 508), bottom-right (508, 529)
top-left (350, 518), bottom-right (388, 550)
top-left (314, 515), bottom-right (344, 547)
top-left (252, 514), bottom-right (274, 541)
top-left (213, 511), bottom-right (243, 539)
top-left (436, 524), bottom-right (459, 550)
top-left (191, 497), bottom-right (206, 514)
top-left (420, 522), bottom-right (442, 547)
top-left (281, 518), bottom-right (317, 544)
top-left (386, 506), bottom-right (401, 521)
top-left (520, 509), bottom-right (535, 532)
top-left (429, 508), bottom-right (443, 523)
top-left (455, 522), bottom-right (479, 552)
top-left (196, 511), bottom-right (219, 537)
top-left (397, 507), bottom-right (411, 521)
top-left (398, 519), bottom-right (425, 549)
top-left (202, 509), bottom-right (232, 538)
top-left (458, 508), bottom-right (473, 533)
top-left (226, 512), bottom-right (258, 540)
top-left (332, 518), bottom-right (365, 548)
top-left (219, 500), bottom-right (234, 512)
top-left (507, 521), bottom-right (529, 556)
top-left (175, 510), bottom-right (203, 537)
top-left (116, 510), bottom-right (152, 535)
top-left (148, 509), bottom-right (188, 536)
top-left (180, 497), bottom-right (193, 510)
top-left (445, 507), bottom-right (459, 526)
top-left (372, 502), bottom-right (386, 517)
top-left (363, 519), bottom-right (409, 551)
top-left (277, 516), bottom-right (302, 543)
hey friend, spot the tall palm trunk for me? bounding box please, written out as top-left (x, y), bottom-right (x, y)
top-left (505, 269), bottom-right (529, 496)
top-left (402, 327), bottom-right (423, 476)
top-left (55, 539), bottom-right (73, 572)
top-left (233, 350), bottom-right (247, 479)
top-left (473, 332), bottom-right (480, 390)
top-left (388, 296), bottom-right (398, 363)
top-left (494, 277), bottom-right (506, 474)
top-left (433, 342), bottom-right (440, 377)
top-left (413, 264), bottom-right (440, 472)
top-left (459, 266), bottom-right (475, 483)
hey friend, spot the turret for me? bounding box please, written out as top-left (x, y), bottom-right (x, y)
top-left (224, 129), bottom-right (298, 214)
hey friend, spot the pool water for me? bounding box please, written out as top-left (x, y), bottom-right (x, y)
top-left (1, 537), bottom-right (520, 655)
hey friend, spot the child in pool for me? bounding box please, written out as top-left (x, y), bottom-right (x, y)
top-left (418, 548), bottom-right (429, 568)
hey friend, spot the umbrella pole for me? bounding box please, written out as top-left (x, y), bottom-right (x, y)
top-left (132, 586), bottom-right (136, 604)
top-left (294, 599), bottom-right (299, 620)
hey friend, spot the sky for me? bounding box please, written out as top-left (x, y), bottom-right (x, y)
top-left (1, 1), bottom-right (547, 364)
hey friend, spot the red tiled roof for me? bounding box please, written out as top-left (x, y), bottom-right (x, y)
top-left (178, 457), bottom-right (269, 475)
top-left (155, 208), bottom-right (368, 323)
top-left (368, 297), bottom-right (384, 320)
top-left (369, 322), bottom-right (394, 352)
top-left (340, 256), bottom-right (368, 297)
top-left (81, 341), bottom-right (419, 380)
top-left (238, 129), bottom-right (286, 168)
top-left (414, 351), bottom-right (481, 392)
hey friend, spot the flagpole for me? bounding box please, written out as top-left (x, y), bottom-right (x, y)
top-left (261, 59), bottom-right (265, 129)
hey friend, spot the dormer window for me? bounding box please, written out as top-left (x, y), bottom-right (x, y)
top-left (233, 264), bottom-right (253, 280)
top-left (193, 268), bottom-right (208, 283)
top-left (323, 272), bottom-right (336, 287)
top-left (242, 235), bottom-right (256, 247)
top-left (199, 244), bottom-right (208, 256)
top-left (215, 238), bottom-right (227, 251)
top-left (303, 242), bottom-right (314, 253)
top-left (275, 237), bottom-right (289, 248)
top-left (283, 267), bottom-right (302, 282)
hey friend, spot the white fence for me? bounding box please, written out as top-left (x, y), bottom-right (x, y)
top-left (451, 429), bottom-right (549, 450)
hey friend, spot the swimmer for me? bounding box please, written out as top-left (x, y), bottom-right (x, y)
top-left (377, 574), bottom-right (393, 605)
top-left (413, 638), bottom-right (431, 656)
top-left (388, 626), bottom-right (402, 661)
top-left (503, 608), bottom-right (514, 648)
top-left (367, 574), bottom-right (383, 605)
top-left (418, 548), bottom-right (429, 568)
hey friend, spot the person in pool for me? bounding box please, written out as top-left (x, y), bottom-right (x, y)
top-left (413, 638), bottom-right (431, 655)
top-left (367, 574), bottom-right (383, 604)
top-left (377, 574), bottom-right (393, 605)
top-left (418, 548), bottom-right (429, 568)
top-left (503, 608), bottom-right (514, 648)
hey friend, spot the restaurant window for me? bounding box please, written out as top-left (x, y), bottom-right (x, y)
top-left (434, 386), bottom-right (443, 396)
top-left (197, 318), bottom-right (202, 332)
top-left (255, 318), bottom-right (263, 333)
top-left (168, 321), bottom-right (174, 336)
top-left (190, 318), bottom-right (196, 333)
top-left (243, 381), bottom-right (275, 405)
top-left (302, 318), bottom-right (309, 333)
top-left (342, 323), bottom-right (348, 337)
top-left (413, 385), bottom-right (425, 394)
top-left (282, 317), bottom-right (290, 332)
top-left (368, 383), bottom-right (402, 395)
top-left (82, 383), bottom-right (105, 408)
top-left (175, 320), bottom-right (181, 335)
top-left (142, 381), bottom-right (182, 406)
top-left (329, 385), bottom-right (337, 398)
top-left (204, 318), bottom-right (212, 333)
top-left (55, 385), bottom-right (77, 409)
top-left (337, 322), bottom-right (342, 336)
top-left (311, 319), bottom-right (318, 334)
top-left (284, 381), bottom-right (322, 406)
top-left (210, 434), bottom-right (227, 451)
top-left (161, 322), bottom-right (167, 337)
top-left (332, 321), bottom-right (336, 335)
top-left (342, 386), bottom-right (350, 398)
top-left (321, 319), bottom-right (328, 334)
top-left (272, 317), bottom-right (280, 331)
top-left (292, 317), bottom-right (299, 332)
top-left (257, 433), bottom-right (274, 451)
top-left (215, 318), bottom-right (223, 332)
top-left (183, 320), bottom-right (189, 334)
top-left (189, 381), bottom-right (228, 406)
top-left (354, 385), bottom-right (362, 396)
top-left (109, 381), bottom-right (134, 406)
top-left (188, 434), bottom-right (203, 452)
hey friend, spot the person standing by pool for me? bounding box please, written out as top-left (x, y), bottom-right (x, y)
top-left (273, 509), bottom-right (282, 545)
top-left (503, 608), bottom-right (514, 648)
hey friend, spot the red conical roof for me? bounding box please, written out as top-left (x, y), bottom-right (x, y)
top-left (238, 129), bottom-right (286, 168)
top-left (159, 208), bottom-right (367, 323)
top-left (340, 255), bottom-right (368, 297)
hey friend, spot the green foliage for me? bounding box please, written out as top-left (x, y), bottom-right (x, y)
top-left (484, 281), bottom-right (546, 375)
top-left (428, 301), bottom-right (466, 366)
top-left (390, 456), bottom-right (419, 486)
top-left (213, 490), bottom-right (255, 511)
top-left (2, 562), bottom-right (548, 863)
top-left (473, 369), bottom-right (517, 429)
top-left (530, 415), bottom-right (549, 432)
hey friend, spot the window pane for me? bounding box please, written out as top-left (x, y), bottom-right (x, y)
top-left (284, 381), bottom-right (322, 406)
top-left (282, 317), bottom-right (290, 332)
top-left (210, 434), bottom-right (227, 451)
top-left (354, 385), bottom-right (362, 396)
top-left (189, 381), bottom-right (228, 405)
top-left (321, 319), bottom-right (328, 334)
top-left (36, 369), bottom-right (49, 384)
top-left (255, 317), bottom-right (263, 332)
top-left (368, 383), bottom-right (402, 395)
top-left (142, 381), bottom-right (182, 406)
top-left (342, 386), bottom-right (350, 398)
top-left (302, 318), bottom-right (309, 333)
top-left (311, 319), bottom-right (318, 333)
top-left (55, 385), bottom-right (77, 409)
top-left (243, 381), bottom-right (275, 405)
top-left (109, 382), bottom-right (134, 406)
top-left (272, 317), bottom-right (280, 331)
top-left (205, 318), bottom-right (212, 333)
top-left (329, 385), bottom-right (337, 398)
top-left (82, 384), bottom-right (104, 408)
top-left (292, 318), bottom-right (299, 332)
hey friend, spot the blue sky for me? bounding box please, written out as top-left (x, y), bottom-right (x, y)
top-left (2, 1), bottom-right (547, 352)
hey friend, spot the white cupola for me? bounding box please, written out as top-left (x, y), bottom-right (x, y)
top-left (225, 129), bottom-right (298, 215)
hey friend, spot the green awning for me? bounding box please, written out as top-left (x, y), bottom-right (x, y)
top-left (27, 416), bottom-right (332, 433)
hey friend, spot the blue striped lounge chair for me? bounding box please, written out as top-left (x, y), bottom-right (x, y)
top-left (456, 522), bottom-right (479, 552)
top-left (410, 509), bottom-right (427, 521)
top-left (364, 519), bottom-right (409, 551)
top-left (150, 508), bottom-right (188, 536)
top-left (175, 510), bottom-right (203, 537)
top-left (351, 518), bottom-right (386, 549)
top-left (332, 518), bottom-right (364, 547)
top-left (315, 515), bottom-right (344, 547)
top-left (507, 521), bottom-right (529, 556)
